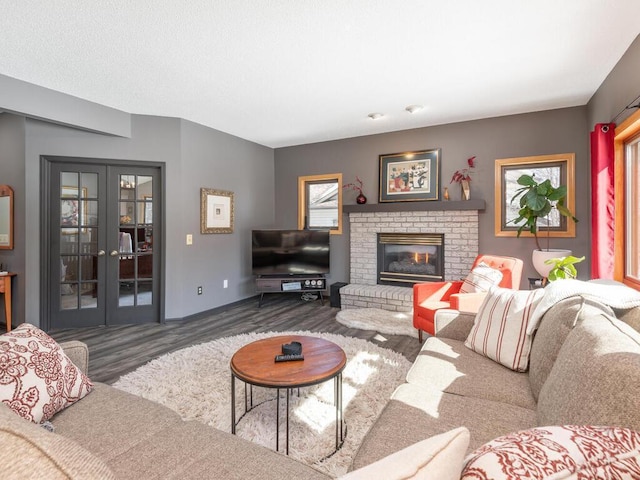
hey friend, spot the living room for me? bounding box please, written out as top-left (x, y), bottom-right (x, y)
top-left (2, 3), bottom-right (640, 478)
top-left (1, 5), bottom-right (639, 328)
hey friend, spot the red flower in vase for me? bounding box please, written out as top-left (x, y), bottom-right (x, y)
top-left (450, 156), bottom-right (476, 184)
top-left (343, 176), bottom-right (364, 194)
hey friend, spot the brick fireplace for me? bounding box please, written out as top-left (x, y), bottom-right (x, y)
top-left (340, 204), bottom-right (482, 311)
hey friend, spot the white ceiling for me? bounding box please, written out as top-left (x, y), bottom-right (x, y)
top-left (1, 1), bottom-right (639, 148)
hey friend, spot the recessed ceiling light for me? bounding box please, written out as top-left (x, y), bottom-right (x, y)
top-left (405, 105), bottom-right (423, 114)
top-left (368, 113), bottom-right (384, 120)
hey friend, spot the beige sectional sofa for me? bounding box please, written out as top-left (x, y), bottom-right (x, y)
top-left (3, 287), bottom-right (640, 479)
top-left (1, 340), bottom-right (331, 480)
top-left (351, 295), bottom-right (640, 470)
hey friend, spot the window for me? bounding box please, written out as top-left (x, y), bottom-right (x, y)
top-left (624, 135), bottom-right (640, 283)
top-left (614, 110), bottom-right (640, 290)
top-left (298, 173), bottom-right (342, 234)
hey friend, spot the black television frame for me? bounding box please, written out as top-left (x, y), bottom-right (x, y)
top-left (251, 229), bottom-right (330, 277)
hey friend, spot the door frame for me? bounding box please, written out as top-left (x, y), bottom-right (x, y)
top-left (40, 155), bottom-right (166, 331)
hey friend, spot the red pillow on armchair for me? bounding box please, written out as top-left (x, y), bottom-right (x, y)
top-left (413, 254), bottom-right (524, 342)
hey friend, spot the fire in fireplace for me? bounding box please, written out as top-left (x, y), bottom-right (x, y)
top-left (377, 233), bottom-right (444, 286)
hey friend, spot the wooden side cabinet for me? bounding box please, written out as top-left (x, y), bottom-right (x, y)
top-left (0, 273), bottom-right (17, 332)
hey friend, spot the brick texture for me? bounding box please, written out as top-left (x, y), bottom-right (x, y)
top-left (341, 210), bottom-right (480, 311)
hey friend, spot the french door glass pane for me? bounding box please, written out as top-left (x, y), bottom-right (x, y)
top-left (60, 170), bottom-right (99, 311)
top-left (117, 174), bottom-right (154, 308)
top-left (138, 281), bottom-right (153, 305)
top-left (80, 283), bottom-right (98, 309)
top-left (81, 173), bottom-right (98, 198)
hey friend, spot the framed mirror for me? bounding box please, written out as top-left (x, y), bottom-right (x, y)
top-left (0, 185), bottom-right (14, 249)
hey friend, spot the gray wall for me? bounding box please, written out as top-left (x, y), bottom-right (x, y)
top-left (588, 34), bottom-right (640, 127)
top-left (274, 107), bottom-right (590, 288)
top-left (0, 113), bottom-right (26, 325)
top-left (1, 112), bottom-right (274, 327)
top-left (177, 120), bottom-right (275, 318)
top-left (0, 74), bottom-right (131, 137)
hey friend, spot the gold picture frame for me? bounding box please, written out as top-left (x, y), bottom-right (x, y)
top-left (201, 188), bottom-right (234, 234)
top-left (494, 153), bottom-right (576, 238)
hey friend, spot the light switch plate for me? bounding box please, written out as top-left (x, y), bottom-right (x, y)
top-left (186, 234), bottom-right (193, 245)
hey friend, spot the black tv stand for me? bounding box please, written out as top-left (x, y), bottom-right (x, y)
top-left (255, 275), bottom-right (326, 307)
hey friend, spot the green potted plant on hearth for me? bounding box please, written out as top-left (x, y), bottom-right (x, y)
top-left (510, 174), bottom-right (579, 279)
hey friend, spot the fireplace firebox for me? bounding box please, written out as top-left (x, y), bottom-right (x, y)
top-left (377, 233), bottom-right (444, 286)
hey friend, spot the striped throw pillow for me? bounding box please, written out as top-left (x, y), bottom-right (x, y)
top-left (459, 262), bottom-right (503, 293)
top-left (465, 286), bottom-right (545, 371)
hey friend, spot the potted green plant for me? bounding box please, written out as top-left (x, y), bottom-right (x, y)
top-left (544, 255), bottom-right (586, 282)
top-left (510, 174), bottom-right (579, 278)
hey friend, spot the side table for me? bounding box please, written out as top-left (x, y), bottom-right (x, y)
top-left (0, 272), bottom-right (17, 332)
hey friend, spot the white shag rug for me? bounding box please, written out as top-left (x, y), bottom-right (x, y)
top-left (336, 308), bottom-right (418, 338)
top-left (113, 331), bottom-right (411, 478)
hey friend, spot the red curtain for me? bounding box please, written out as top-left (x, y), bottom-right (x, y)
top-left (590, 123), bottom-right (616, 279)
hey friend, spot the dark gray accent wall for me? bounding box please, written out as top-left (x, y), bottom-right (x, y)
top-left (588, 34), bottom-right (640, 127)
top-left (0, 113), bottom-right (26, 325)
top-left (274, 107), bottom-right (590, 288)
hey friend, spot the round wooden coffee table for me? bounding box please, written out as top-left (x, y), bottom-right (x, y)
top-left (230, 335), bottom-right (347, 455)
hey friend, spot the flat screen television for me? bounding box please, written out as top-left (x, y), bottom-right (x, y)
top-left (251, 229), bottom-right (330, 276)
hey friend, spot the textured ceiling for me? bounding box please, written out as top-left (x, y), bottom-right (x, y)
top-left (1, 1), bottom-right (639, 148)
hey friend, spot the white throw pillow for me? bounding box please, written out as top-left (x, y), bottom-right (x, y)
top-left (462, 425), bottom-right (640, 479)
top-left (465, 286), bottom-right (545, 371)
top-left (339, 427), bottom-right (470, 480)
top-left (0, 323), bottom-right (93, 423)
top-left (459, 262), bottom-right (503, 294)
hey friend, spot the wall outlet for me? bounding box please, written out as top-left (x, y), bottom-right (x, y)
top-left (186, 234), bottom-right (193, 245)
top-left (197, 286), bottom-right (202, 295)
top-left (223, 279), bottom-right (228, 289)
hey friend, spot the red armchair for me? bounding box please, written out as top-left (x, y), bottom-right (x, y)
top-left (413, 254), bottom-right (524, 342)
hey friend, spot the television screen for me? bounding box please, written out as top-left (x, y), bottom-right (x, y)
top-left (251, 230), bottom-right (330, 275)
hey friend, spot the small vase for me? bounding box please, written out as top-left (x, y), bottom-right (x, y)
top-left (460, 179), bottom-right (471, 200)
top-left (443, 187), bottom-right (450, 201)
top-left (356, 191), bottom-right (367, 204)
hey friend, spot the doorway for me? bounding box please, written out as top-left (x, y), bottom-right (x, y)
top-left (42, 157), bottom-right (164, 329)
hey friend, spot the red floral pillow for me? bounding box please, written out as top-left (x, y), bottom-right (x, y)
top-left (0, 323), bottom-right (93, 423)
top-left (462, 425), bottom-right (640, 479)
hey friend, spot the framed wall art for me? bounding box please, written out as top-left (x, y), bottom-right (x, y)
top-left (494, 153), bottom-right (576, 237)
top-left (379, 148), bottom-right (441, 202)
top-left (201, 188), bottom-right (234, 234)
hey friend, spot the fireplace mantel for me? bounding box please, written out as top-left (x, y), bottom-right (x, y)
top-left (343, 199), bottom-right (485, 214)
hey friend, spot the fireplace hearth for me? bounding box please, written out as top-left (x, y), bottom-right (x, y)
top-left (377, 233), bottom-right (444, 286)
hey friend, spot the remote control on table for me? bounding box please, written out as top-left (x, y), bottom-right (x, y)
top-left (274, 354), bottom-right (304, 362)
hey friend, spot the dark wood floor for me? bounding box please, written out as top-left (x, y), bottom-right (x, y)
top-left (49, 294), bottom-right (422, 384)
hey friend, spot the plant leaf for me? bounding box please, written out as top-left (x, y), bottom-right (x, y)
top-left (517, 175), bottom-right (536, 186)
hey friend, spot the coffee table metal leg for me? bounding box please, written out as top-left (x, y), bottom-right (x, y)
top-left (334, 372), bottom-right (344, 450)
top-left (339, 372), bottom-right (344, 442)
top-left (276, 388), bottom-right (280, 452)
top-left (231, 374), bottom-right (236, 434)
top-left (334, 375), bottom-right (338, 449)
top-left (286, 388), bottom-right (290, 455)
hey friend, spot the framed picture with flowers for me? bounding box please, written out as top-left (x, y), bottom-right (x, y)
top-left (379, 148), bottom-right (441, 202)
